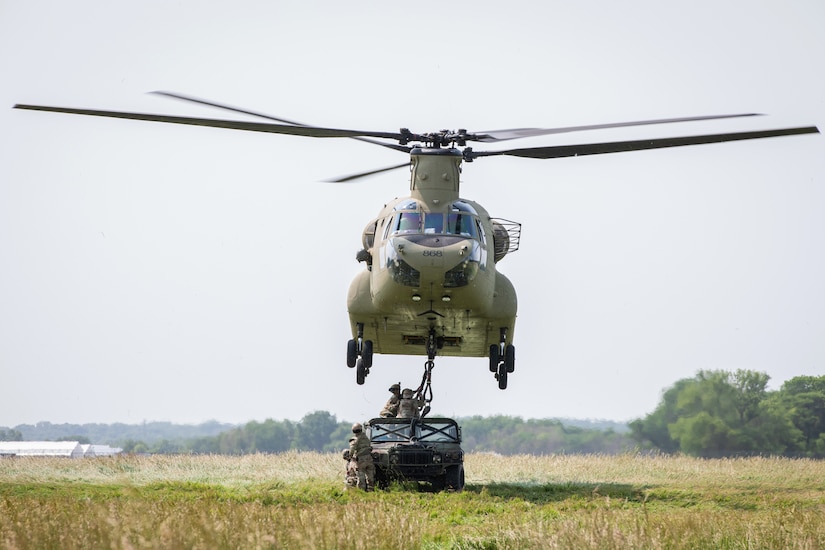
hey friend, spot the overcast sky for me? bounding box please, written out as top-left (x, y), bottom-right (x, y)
top-left (1, 1), bottom-right (823, 428)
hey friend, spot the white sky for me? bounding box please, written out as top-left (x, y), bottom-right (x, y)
top-left (1, 0), bottom-right (823, 427)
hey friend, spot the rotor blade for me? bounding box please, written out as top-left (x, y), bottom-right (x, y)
top-left (472, 113), bottom-right (763, 142)
top-left (150, 91), bottom-right (411, 153)
top-left (325, 162), bottom-right (411, 183)
top-left (468, 126), bottom-right (820, 160)
top-left (13, 103), bottom-right (404, 141)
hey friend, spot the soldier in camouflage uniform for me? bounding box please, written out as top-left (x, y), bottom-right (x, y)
top-left (348, 422), bottom-right (375, 491)
top-left (341, 449), bottom-right (358, 488)
top-left (379, 383), bottom-right (402, 417)
top-left (397, 388), bottom-right (425, 418)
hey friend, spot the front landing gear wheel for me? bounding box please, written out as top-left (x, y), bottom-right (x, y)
top-left (362, 340), bottom-right (373, 369)
top-left (505, 344), bottom-right (515, 373)
top-left (356, 358), bottom-right (367, 385)
top-left (497, 362), bottom-right (508, 390)
top-left (489, 344), bottom-right (500, 372)
top-left (346, 339), bottom-right (357, 368)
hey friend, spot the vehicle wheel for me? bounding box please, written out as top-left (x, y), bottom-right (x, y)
top-left (446, 465), bottom-right (464, 492)
top-left (356, 358), bottom-right (366, 385)
top-left (489, 344), bottom-right (499, 372)
top-left (362, 339), bottom-right (374, 369)
top-left (347, 339), bottom-right (357, 368)
top-left (505, 344), bottom-right (515, 373)
top-left (497, 363), bottom-right (508, 390)
top-left (374, 470), bottom-right (388, 490)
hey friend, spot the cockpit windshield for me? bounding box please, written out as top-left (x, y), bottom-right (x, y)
top-left (446, 213), bottom-right (478, 238)
top-left (394, 212), bottom-right (422, 234)
top-left (389, 211), bottom-right (478, 239)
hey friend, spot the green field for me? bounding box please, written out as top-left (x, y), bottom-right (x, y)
top-left (1, 452), bottom-right (824, 549)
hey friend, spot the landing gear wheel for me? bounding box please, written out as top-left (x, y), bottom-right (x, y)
top-left (346, 339), bottom-right (357, 368)
top-left (356, 358), bottom-right (367, 385)
top-left (362, 340), bottom-right (374, 369)
top-left (489, 344), bottom-right (500, 373)
top-left (505, 344), bottom-right (515, 373)
top-left (497, 362), bottom-right (508, 390)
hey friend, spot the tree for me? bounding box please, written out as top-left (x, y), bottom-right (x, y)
top-left (0, 429), bottom-right (23, 441)
top-left (246, 419), bottom-right (294, 453)
top-left (292, 411), bottom-right (339, 451)
top-left (629, 378), bottom-right (692, 452)
top-left (631, 369), bottom-right (787, 456)
top-left (774, 375), bottom-right (825, 456)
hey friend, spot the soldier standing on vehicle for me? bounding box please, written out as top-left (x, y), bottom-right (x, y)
top-left (348, 422), bottom-right (375, 491)
top-left (379, 383), bottom-right (402, 417)
top-left (397, 388), bottom-right (425, 418)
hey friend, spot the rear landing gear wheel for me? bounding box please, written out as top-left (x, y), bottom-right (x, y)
top-left (362, 340), bottom-right (373, 369)
top-left (505, 344), bottom-right (515, 373)
top-left (356, 358), bottom-right (367, 385)
top-left (497, 362), bottom-right (508, 390)
top-left (489, 344), bottom-right (500, 373)
top-left (346, 339), bottom-right (357, 368)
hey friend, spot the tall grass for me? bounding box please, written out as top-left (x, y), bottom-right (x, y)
top-left (2, 452), bottom-right (824, 549)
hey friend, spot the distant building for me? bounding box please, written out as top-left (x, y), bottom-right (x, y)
top-left (88, 444), bottom-right (123, 456)
top-left (0, 441), bottom-right (122, 458)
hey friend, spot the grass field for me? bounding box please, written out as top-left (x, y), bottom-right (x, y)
top-left (1, 452), bottom-right (824, 549)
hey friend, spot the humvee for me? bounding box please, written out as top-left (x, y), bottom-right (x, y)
top-left (367, 416), bottom-right (465, 491)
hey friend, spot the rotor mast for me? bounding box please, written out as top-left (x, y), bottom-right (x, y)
top-left (409, 147), bottom-right (463, 208)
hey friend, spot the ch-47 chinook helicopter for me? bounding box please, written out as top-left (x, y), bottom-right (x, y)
top-left (13, 94), bottom-right (820, 394)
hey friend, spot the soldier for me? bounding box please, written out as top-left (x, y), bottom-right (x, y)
top-left (379, 382), bottom-right (402, 417)
top-left (342, 449), bottom-right (358, 488)
top-left (397, 388), bottom-right (425, 418)
top-left (348, 422), bottom-right (375, 491)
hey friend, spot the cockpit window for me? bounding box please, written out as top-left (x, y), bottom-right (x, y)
top-left (394, 212), bottom-right (421, 233)
top-left (447, 213), bottom-right (478, 238)
top-left (450, 201), bottom-right (478, 215)
top-left (424, 213), bottom-right (444, 234)
top-left (393, 201), bottom-right (419, 212)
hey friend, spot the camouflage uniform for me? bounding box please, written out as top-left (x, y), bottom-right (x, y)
top-left (348, 424), bottom-right (375, 491)
top-left (380, 383), bottom-right (402, 417)
top-left (397, 388), bottom-right (425, 418)
top-left (342, 449), bottom-right (358, 488)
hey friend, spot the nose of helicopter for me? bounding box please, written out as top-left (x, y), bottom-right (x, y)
top-left (392, 234), bottom-right (474, 271)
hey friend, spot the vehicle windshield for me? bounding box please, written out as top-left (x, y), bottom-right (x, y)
top-left (370, 420), bottom-right (459, 443)
top-left (370, 423), bottom-right (412, 442)
top-left (416, 422), bottom-right (459, 442)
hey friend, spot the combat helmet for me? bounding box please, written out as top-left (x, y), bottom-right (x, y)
top-left (351, 422), bottom-right (363, 433)
top-left (389, 382), bottom-right (401, 392)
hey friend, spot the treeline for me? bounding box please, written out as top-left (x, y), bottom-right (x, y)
top-left (2, 412), bottom-right (634, 455)
top-left (7, 370), bottom-right (823, 457)
top-left (7, 420), bottom-right (234, 445)
top-left (110, 413), bottom-right (637, 455)
top-left (630, 371), bottom-right (825, 458)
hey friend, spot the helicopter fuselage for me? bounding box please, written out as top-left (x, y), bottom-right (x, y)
top-left (347, 148), bottom-right (518, 359)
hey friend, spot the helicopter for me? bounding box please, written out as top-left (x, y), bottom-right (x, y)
top-left (13, 94), bottom-right (820, 393)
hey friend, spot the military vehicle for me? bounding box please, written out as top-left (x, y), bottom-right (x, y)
top-left (367, 416), bottom-right (464, 491)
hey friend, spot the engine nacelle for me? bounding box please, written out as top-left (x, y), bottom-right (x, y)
top-left (491, 218), bottom-right (521, 263)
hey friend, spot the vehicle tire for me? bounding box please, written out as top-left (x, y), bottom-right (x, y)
top-left (356, 358), bottom-right (366, 385)
top-left (347, 339), bottom-right (357, 368)
top-left (505, 344), bottom-right (515, 373)
top-left (489, 344), bottom-right (499, 372)
top-left (374, 470), bottom-right (388, 490)
top-left (362, 339), bottom-right (374, 369)
top-left (430, 476), bottom-right (446, 492)
top-left (446, 464), bottom-right (464, 492)
top-left (497, 363), bottom-right (508, 390)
